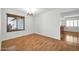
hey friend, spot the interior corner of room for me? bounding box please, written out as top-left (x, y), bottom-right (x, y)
top-left (0, 8), bottom-right (79, 51)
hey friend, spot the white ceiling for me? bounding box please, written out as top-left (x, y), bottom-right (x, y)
top-left (22, 8), bottom-right (79, 16)
top-left (34, 8), bottom-right (53, 15)
top-left (22, 8), bottom-right (53, 16)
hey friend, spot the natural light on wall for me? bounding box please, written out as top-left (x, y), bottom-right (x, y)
top-left (23, 8), bottom-right (37, 16)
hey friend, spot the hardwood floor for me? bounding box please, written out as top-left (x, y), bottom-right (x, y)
top-left (63, 31), bottom-right (79, 43)
top-left (1, 33), bottom-right (79, 51)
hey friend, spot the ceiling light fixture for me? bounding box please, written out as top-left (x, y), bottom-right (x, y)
top-left (27, 8), bottom-right (33, 16)
top-left (23, 8), bottom-right (37, 16)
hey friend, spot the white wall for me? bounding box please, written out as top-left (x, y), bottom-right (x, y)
top-left (34, 10), bottom-right (61, 40)
top-left (1, 8), bottom-right (34, 41)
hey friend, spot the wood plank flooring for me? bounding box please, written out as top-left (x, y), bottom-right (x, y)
top-left (1, 34), bottom-right (79, 51)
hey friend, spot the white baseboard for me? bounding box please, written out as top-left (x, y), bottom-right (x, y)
top-left (35, 32), bottom-right (60, 40)
top-left (2, 33), bottom-right (34, 41)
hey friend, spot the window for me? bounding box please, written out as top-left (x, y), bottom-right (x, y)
top-left (66, 20), bottom-right (79, 27)
top-left (78, 20), bottom-right (79, 26)
top-left (70, 20), bottom-right (74, 27)
top-left (66, 20), bottom-right (70, 27)
top-left (73, 20), bottom-right (77, 27)
top-left (7, 13), bottom-right (25, 32)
